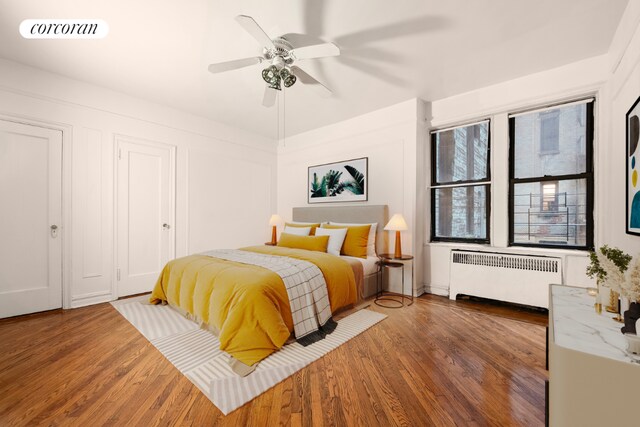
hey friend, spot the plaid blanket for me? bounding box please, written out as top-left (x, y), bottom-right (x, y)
top-left (201, 249), bottom-right (337, 345)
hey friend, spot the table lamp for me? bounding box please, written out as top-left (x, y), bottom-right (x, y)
top-left (268, 214), bottom-right (282, 245)
top-left (384, 214), bottom-right (408, 259)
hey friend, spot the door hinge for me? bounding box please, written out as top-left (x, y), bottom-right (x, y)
top-left (117, 268), bottom-right (121, 281)
top-left (118, 148), bottom-right (122, 160)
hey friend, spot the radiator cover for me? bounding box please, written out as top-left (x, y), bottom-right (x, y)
top-left (449, 250), bottom-right (562, 308)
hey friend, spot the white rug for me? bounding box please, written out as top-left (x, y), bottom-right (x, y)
top-left (111, 295), bottom-right (386, 415)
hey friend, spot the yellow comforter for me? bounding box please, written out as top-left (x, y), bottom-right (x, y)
top-left (149, 245), bottom-right (357, 366)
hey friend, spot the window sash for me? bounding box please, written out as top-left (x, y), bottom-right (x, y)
top-left (430, 120), bottom-right (491, 244)
top-left (508, 101), bottom-right (594, 249)
top-left (431, 121), bottom-right (491, 186)
top-left (431, 184), bottom-right (490, 243)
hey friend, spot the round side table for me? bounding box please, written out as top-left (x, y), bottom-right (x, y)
top-left (375, 253), bottom-right (414, 308)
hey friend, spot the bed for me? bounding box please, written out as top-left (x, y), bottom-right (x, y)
top-left (292, 205), bottom-right (388, 298)
top-left (150, 205), bottom-right (388, 372)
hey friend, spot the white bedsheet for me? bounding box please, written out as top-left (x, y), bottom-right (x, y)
top-left (341, 255), bottom-right (379, 276)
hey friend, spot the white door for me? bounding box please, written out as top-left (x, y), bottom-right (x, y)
top-left (117, 138), bottom-right (175, 297)
top-left (0, 120), bottom-right (62, 318)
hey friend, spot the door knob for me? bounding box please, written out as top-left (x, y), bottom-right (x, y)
top-left (162, 223), bottom-right (171, 230)
top-left (51, 224), bottom-right (58, 237)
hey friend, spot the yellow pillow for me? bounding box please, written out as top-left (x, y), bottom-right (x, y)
top-left (285, 222), bottom-right (321, 236)
top-left (321, 224), bottom-right (371, 258)
top-left (277, 233), bottom-right (329, 252)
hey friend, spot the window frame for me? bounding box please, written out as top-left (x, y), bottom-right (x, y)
top-left (508, 100), bottom-right (594, 250)
top-left (430, 120), bottom-right (492, 244)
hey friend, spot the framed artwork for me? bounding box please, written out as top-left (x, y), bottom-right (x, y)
top-left (627, 95), bottom-right (640, 236)
top-left (308, 157), bottom-right (368, 204)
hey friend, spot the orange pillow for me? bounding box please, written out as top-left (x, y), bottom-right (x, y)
top-left (321, 224), bottom-right (371, 258)
top-left (285, 222), bottom-right (321, 236)
top-left (277, 233), bottom-right (329, 252)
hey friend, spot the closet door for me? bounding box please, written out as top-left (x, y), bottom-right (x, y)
top-left (0, 120), bottom-right (62, 318)
top-left (116, 137), bottom-right (175, 297)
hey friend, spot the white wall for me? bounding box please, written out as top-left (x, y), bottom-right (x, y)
top-left (601, 0), bottom-right (640, 256)
top-left (423, 0), bottom-right (640, 297)
top-left (424, 55), bottom-right (610, 296)
top-left (0, 58), bottom-right (277, 308)
top-left (277, 99), bottom-right (425, 295)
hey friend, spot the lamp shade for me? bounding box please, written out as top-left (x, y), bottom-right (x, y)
top-left (384, 214), bottom-right (408, 231)
top-left (269, 214), bottom-right (283, 226)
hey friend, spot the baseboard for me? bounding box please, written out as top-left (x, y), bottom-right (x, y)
top-left (70, 291), bottom-right (113, 308)
top-left (423, 282), bottom-right (449, 297)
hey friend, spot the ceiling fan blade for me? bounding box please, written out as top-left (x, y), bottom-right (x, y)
top-left (235, 15), bottom-right (275, 50)
top-left (262, 86), bottom-right (277, 107)
top-left (290, 42), bottom-right (340, 60)
top-left (207, 57), bottom-right (263, 74)
top-left (291, 66), bottom-right (332, 97)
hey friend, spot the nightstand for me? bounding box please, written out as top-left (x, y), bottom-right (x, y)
top-left (375, 253), bottom-right (414, 308)
top-left (264, 242), bottom-right (277, 246)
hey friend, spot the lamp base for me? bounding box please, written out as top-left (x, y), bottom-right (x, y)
top-left (271, 226), bottom-right (277, 245)
top-left (393, 230), bottom-right (402, 259)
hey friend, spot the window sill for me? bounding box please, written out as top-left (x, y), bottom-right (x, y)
top-left (425, 241), bottom-right (590, 257)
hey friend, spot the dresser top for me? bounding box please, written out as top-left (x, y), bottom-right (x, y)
top-left (552, 285), bottom-right (640, 366)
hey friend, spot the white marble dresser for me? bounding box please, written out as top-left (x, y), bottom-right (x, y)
top-left (549, 285), bottom-right (640, 426)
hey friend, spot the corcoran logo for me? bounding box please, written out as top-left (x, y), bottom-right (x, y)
top-left (19, 19), bottom-right (109, 39)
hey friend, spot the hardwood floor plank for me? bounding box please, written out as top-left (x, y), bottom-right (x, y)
top-left (0, 295), bottom-right (548, 426)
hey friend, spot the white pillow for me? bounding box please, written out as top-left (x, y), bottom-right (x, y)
top-left (314, 227), bottom-right (348, 256)
top-left (329, 222), bottom-right (377, 256)
top-left (283, 226), bottom-right (311, 236)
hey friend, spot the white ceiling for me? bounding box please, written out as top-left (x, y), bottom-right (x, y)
top-left (0, 0), bottom-right (629, 138)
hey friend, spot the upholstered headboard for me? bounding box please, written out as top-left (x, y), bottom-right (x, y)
top-left (292, 205), bottom-right (388, 255)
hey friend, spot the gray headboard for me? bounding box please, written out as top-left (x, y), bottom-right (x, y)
top-left (292, 205), bottom-right (388, 255)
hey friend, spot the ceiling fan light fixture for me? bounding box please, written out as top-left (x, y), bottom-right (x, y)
top-left (280, 68), bottom-right (297, 88)
top-left (261, 65), bottom-right (278, 83)
top-left (267, 77), bottom-right (282, 91)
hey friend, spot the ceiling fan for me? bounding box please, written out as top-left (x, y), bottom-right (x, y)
top-left (207, 15), bottom-right (340, 107)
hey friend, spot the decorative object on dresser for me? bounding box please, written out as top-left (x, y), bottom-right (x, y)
top-left (267, 214), bottom-right (282, 245)
top-left (308, 157), bottom-right (367, 204)
top-left (587, 245), bottom-right (640, 328)
top-left (627, 95), bottom-right (640, 235)
top-left (384, 213), bottom-right (408, 259)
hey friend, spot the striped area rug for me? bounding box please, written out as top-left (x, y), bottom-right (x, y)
top-left (111, 295), bottom-right (386, 415)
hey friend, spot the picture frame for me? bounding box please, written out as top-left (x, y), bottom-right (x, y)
top-left (627, 95), bottom-right (640, 236)
top-left (308, 157), bottom-right (368, 204)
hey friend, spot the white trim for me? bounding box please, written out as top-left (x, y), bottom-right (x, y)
top-left (508, 97), bottom-right (595, 118)
top-left (71, 290), bottom-right (112, 308)
top-left (430, 119), bottom-right (490, 134)
top-left (430, 180), bottom-right (491, 189)
top-left (423, 282), bottom-right (449, 297)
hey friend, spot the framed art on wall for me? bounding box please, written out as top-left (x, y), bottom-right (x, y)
top-left (627, 95), bottom-right (640, 236)
top-left (308, 157), bottom-right (368, 204)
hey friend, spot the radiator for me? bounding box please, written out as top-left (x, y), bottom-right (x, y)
top-left (449, 250), bottom-right (562, 308)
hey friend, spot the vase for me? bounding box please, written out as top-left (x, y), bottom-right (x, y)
top-left (621, 302), bottom-right (640, 334)
top-left (605, 289), bottom-right (620, 313)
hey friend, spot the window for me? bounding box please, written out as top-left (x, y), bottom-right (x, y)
top-left (431, 121), bottom-right (490, 243)
top-left (509, 100), bottom-right (594, 249)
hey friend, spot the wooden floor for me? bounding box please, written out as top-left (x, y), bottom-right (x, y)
top-left (0, 295), bottom-right (548, 426)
